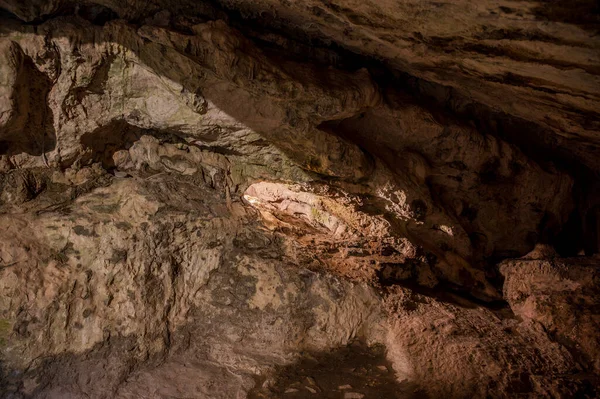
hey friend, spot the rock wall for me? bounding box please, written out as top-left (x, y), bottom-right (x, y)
top-left (0, 1), bottom-right (598, 398)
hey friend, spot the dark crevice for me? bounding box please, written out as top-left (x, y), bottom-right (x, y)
top-left (584, 205), bottom-right (600, 255)
top-left (553, 208), bottom-right (585, 257)
top-left (79, 120), bottom-right (188, 170)
top-left (0, 52), bottom-right (56, 156)
top-left (75, 4), bottom-right (119, 26)
top-left (376, 266), bottom-right (511, 313)
top-left (15, 3), bottom-right (118, 26)
top-left (0, 7), bottom-right (22, 22)
top-left (531, 0), bottom-right (600, 31)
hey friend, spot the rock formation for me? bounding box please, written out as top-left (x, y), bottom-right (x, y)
top-left (0, 1), bottom-right (598, 398)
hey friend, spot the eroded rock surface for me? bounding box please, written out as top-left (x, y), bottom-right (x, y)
top-left (502, 256), bottom-right (600, 374)
top-left (0, 1), bottom-right (598, 398)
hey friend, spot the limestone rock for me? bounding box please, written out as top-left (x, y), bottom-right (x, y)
top-left (0, 1), bottom-right (598, 398)
top-left (501, 257), bottom-right (600, 373)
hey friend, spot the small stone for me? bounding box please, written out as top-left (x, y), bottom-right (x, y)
top-left (305, 376), bottom-right (317, 386)
top-left (261, 378), bottom-right (275, 388)
top-left (113, 170), bottom-right (129, 178)
top-left (377, 365), bottom-right (388, 372)
top-left (305, 386), bottom-right (317, 394)
top-left (338, 384), bottom-right (353, 390)
top-left (344, 393), bottom-right (365, 399)
top-left (284, 388), bottom-right (299, 394)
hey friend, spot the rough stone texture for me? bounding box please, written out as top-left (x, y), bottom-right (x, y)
top-left (2, 0), bottom-right (597, 169)
top-left (0, 170), bottom-right (596, 398)
top-left (501, 256), bottom-right (600, 374)
top-left (0, 1), bottom-right (598, 398)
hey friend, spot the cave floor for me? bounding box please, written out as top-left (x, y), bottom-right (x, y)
top-left (248, 341), bottom-right (427, 399)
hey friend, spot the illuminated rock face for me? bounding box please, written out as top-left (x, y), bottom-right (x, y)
top-left (0, 1), bottom-right (598, 398)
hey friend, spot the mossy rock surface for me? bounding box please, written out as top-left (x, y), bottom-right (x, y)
top-left (0, 319), bottom-right (11, 347)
